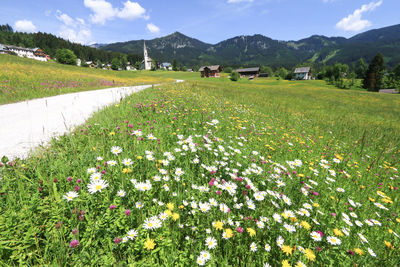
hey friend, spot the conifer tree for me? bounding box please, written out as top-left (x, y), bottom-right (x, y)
top-left (363, 53), bottom-right (386, 91)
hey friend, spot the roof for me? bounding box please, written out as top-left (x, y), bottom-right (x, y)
top-left (236, 67), bottom-right (260, 73)
top-left (199, 65), bottom-right (221, 72)
top-left (0, 44), bottom-right (5, 51)
top-left (161, 62), bottom-right (171, 67)
top-left (5, 45), bottom-right (35, 52)
top-left (294, 67), bottom-right (311, 73)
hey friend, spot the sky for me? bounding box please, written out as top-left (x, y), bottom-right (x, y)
top-left (1, 0), bottom-right (399, 45)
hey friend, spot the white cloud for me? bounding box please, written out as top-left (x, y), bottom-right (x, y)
top-left (336, 1), bottom-right (383, 32)
top-left (56, 10), bottom-right (92, 44)
top-left (14, 20), bottom-right (37, 33)
top-left (84, 0), bottom-right (117, 25)
top-left (84, 0), bottom-right (148, 25)
top-left (56, 10), bottom-right (75, 26)
top-left (147, 23), bottom-right (160, 34)
top-left (118, 1), bottom-right (148, 20)
top-left (227, 0), bottom-right (253, 3)
top-left (59, 26), bottom-right (92, 45)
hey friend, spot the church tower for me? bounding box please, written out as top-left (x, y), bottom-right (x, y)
top-left (143, 41), bottom-right (152, 70)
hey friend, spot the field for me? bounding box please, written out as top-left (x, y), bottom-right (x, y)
top-left (1, 66), bottom-right (400, 266)
top-left (0, 55), bottom-right (174, 105)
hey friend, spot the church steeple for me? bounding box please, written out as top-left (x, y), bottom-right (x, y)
top-left (143, 41), bottom-right (151, 70)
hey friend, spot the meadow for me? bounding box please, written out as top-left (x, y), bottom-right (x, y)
top-left (0, 55), bottom-right (174, 105)
top-left (0, 68), bottom-right (400, 266)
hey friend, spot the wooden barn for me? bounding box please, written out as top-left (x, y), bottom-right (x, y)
top-left (199, 65), bottom-right (222, 78)
top-left (236, 67), bottom-right (260, 78)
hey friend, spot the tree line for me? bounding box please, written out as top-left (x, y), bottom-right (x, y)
top-left (0, 24), bottom-right (142, 65)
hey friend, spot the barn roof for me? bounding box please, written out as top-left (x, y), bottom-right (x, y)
top-left (199, 65), bottom-right (221, 72)
top-left (294, 67), bottom-right (311, 73)
top-left (236, 67), bottom-right (260, 73)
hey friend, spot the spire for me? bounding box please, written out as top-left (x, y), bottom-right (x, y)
top-left (144, 41), bottom-right (148, 59)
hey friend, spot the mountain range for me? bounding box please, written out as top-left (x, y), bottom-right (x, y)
top-left (100, 24), bottom-right (400, 68)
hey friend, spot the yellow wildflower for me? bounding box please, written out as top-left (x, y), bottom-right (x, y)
top-left (300, 221), bottom-right (311, 230)
top-left (354, 248), bottom-right (364, 255)
top-left (171, 213), bottom-right (179, 221)
top-left (109, 131), bottom-right (115, 136)
top-left (282, 260), bottom-right (291, 267)
top-left (213, 221), bottom-right (224, 230)
top-left (313, 203), bottom-right (320, 208)
top-left (122, 168), bottom-right (131, 174)
top-left (385, 241), bottom-right (394, 249)
top-left (165, 210), bottom-right (172, 217)
top-left (396, 218), bottom-right (400, 223)
top-left (166, 202), bottom-right (174, 211)
top-left (282, 245), bottom-right (293, 255)
top-left (369, 197), bottom-right (375, 202)
top-left (137, 156), bottom-right (143, 160)
top-left (305, 248), bottom-right (316, 261)
top-left (333, 228), bottom-right (344, 237)
top-left (224, 228), bottom-right (234, 239)
top-left (247, 228), bottom-right (256, 237)
top-left (144, 238), bottom-right (156, 250)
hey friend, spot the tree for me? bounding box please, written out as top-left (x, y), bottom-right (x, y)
top-left (278, 67), bottom-right (288, 79)
top-left (230, 71), bottom-right (240, 81)
top-left (260, 66), bottom-right (273, 77)
top-left (172, 59), bottom-right (178, 71)
top-left (223, 67), bottom-right (233, 73)
top-left (111, 57), bottom-right (120, 70)
top-left (134, 61), bottom-right (142, 70)
top-left (55, 49), bottom-right (77, 65)
top-left (119, 54), bottom-right (128, 69)
top-left (363, 53), bottom-right (386, 91)
top-left (355, 58), bottom-right (368, 79)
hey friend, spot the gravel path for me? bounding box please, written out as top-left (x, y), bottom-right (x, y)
top-left (0, 84), bottom-right (161, 160)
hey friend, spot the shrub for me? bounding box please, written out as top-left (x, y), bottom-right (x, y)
top-left (55, 49), bottom-right (77, 65)
top-left (230, 71), bottom-right (240, 81)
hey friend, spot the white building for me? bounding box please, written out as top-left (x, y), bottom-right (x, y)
top-left (0, 44), bottom-right (49, 62)
top-left (294, 67), bottom-right (311, 80)
top-left (141, 42), bottom-right (152, 70)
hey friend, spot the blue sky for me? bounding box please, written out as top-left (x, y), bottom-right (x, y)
top-left (1, 0), bottom-right (399, 45)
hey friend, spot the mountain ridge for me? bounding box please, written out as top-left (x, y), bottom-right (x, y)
top-left (100, 24), bottom-right (400, 68)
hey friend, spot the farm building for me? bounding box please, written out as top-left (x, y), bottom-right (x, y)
top-left (294, 67), bottom-right (311, 80)
top-left (199, 65), bottom-right (222, 78)
top-left (236, 67), bottom-right (260, 78)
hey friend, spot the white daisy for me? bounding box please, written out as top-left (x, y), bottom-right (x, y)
top-left (63, 191), bottom-right (78, 202)
top-left (87, 179), bottom-right (109, 194)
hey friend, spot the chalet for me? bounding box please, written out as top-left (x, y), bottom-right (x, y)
top-left (199, 65), bottom-right (222, 78)
top-left (236, 67), bottom-right (260, 78)
top-left (86, 61), bottom-right (95, 68)
top-left (294, 67), bottom-right (311, 80)
top-left (0, 44), bottom-right (49, 62)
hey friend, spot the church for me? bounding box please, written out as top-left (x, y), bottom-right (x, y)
top-left (141, 42), bottom-right (153, 70)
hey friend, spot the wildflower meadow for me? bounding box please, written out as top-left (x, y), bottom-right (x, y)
top-left (0, 81), bottom-right (399, 266)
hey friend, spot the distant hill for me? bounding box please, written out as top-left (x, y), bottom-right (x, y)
top-left (100, 24), bottom-right (400, 68)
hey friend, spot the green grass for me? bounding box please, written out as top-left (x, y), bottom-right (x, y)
top-left (1, 65), bottom-right (400, 266)
top-left (0, 54), bottom-right (175, 105)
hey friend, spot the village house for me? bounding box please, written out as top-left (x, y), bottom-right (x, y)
top-left (0, 44), bottom-right (49, 62)
top-left (160, 62), bottom-right (172, 70)
top-left (294, 67), bottom-right (312, 80)
top-left (236, 67), bottom-right (260, 78)
top-left (85, 61), bottom-right (95, 68)
top-left (199, 65), bottom-right (222, 78)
